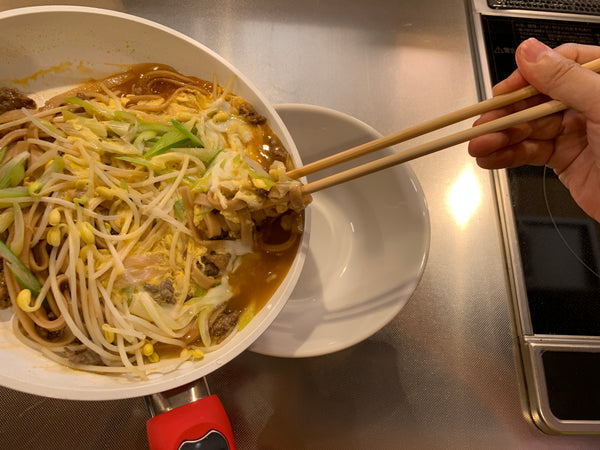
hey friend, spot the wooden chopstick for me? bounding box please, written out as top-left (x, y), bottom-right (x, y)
top-left (290, 56), bottom-right (600, 195)
top-left (301, 98), bottom-right (566, 194)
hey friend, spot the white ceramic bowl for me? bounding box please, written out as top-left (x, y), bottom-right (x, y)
top-left (0, 6), bottom-right (309, 400)
top-left (251, 104), bottom-right (430, 357)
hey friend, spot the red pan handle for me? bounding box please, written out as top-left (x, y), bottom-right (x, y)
top-left (146, 394), bottom-right (236, 450)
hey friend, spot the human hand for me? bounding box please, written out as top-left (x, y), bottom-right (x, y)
top-left (468, 37), bottom-right (600, 222)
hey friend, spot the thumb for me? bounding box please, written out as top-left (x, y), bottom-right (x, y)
top-left (515, 38), bottom-right (600, 116)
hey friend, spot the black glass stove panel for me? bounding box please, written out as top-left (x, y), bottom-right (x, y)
top-left (542, 350), bottom-right (600, 420)
top-left (481, 15), bottom-right (600, 337)
top-left (507, 167), bottom-right (600, 335)
top-left (487, 0), bottom-right (600, 16)
top-left (481, 15), bottom-right (600, 88)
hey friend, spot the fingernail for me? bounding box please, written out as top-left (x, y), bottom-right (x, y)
top-left (519, 38), bottom-right (551, 63)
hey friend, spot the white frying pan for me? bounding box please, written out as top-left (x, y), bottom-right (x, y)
top-left (0, 6), bottom-right (310, 449)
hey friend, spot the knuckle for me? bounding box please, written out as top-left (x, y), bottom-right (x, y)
top-left (546, 55), bottom-right (579, 90)
top-left (546, 59), bottom-right (578, 88)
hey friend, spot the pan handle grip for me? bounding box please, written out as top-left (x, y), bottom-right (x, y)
top-left (146, 394), bottom-right (236, 450)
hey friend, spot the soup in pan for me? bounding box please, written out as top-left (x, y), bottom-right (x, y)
top-left (0, 65), bottom-right (308, 378)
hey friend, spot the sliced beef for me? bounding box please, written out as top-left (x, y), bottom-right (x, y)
top-left (201, 252), bottom-right (231, 278)
top-left (202, 261), bottom-right (220, 278)
top-left (35, 325), bottom-right (64, 341)
top-left (0, 87), bottom-right (36, 115)
top-left (63, 347), bottom-right (103, 365)
top-left (144, 278), bottom-right (176, 304)
top-left (238, 102), bottom-right (266, 125)
top-left (209, 308), bottom-right (240, 344)
top-left (0, 265), bottom-right (10, 310)
top-left (267, 136), bottom-right (288, 163)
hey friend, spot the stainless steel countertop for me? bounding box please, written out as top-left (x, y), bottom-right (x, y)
top-left (0, 0), bottom-right (598, 448)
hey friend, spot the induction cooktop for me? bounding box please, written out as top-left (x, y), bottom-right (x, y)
top-left (467, 0), bottom-right (600, 435)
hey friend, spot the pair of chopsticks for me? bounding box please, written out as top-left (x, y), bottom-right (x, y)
top-left (290, 57), bottom-right (600, 195)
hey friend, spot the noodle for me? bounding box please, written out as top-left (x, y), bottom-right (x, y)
top-left (0, 64), bottom-right (309, 378)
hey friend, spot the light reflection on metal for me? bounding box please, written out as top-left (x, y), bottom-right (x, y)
top-left (448, 167), bottom-right (481, 226)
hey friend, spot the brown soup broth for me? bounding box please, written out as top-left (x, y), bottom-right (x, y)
top-left (228, 228), bottom-right (301, 313)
